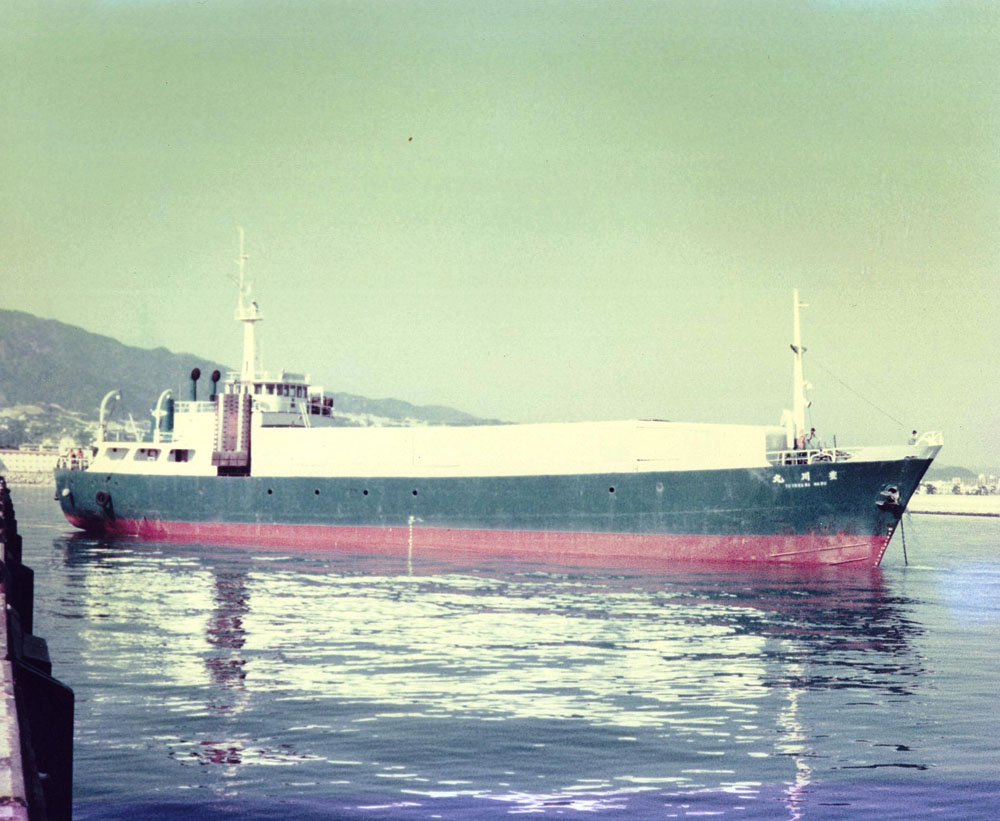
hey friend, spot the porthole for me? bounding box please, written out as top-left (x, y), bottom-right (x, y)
top-left (656, 482), bottom-right (664, 493)
top-left (412, 489), bottom-right (418, 496)
top-left (314, 489), bottom-right (320, 495)
top-left (609, 487), bottom-right (615, 493)
top-left (363, 489), bottom-right (369, 496)
top-left (267, 488), bottom-right (273, 495)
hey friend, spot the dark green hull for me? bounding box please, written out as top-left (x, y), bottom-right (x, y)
top-left (55, 456), bottom-right (933, 566)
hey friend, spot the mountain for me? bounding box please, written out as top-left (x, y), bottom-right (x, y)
top-left (0, 309), bottom-right (228, 420)
top-left (329, 392), bottom-right (497, 426)
top-left (0, 309), bottom-right (498, 448)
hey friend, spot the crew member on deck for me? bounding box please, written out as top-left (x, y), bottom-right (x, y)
top-left (909, 430), bottom-right (919, 445)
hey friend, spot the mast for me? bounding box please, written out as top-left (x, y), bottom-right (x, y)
top-left (791, 289), bottom-right (808, 446)
top-left (235, 227), bottom-right (262, 384)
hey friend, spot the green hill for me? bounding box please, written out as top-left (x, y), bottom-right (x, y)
top-left (0, 309), bottom-right (225, 420)
top-left (924, 465), bottom-right (981, 483)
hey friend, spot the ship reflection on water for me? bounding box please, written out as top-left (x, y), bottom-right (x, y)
top-left (196, 568), bottom-right (251, 767)
top-left (204, 569), bottom-right (250, 711)
top-left (54, 532), bottom-right (928, 818)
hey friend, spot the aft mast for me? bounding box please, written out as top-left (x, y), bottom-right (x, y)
top-left (236, 226), bottom-right (262, 384)
top-left (212, 228), bottom-right (256, 476)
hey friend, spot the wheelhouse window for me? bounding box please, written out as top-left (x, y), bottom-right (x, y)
top-left (168, 449), bottom-right (194, 463)
top-left (134, 448), bottom-right (161, 461)
top-left (105, 447), bottom-right (129, 460)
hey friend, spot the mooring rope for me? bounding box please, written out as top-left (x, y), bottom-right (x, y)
top-left (900, 514), bottom-right (908, 566)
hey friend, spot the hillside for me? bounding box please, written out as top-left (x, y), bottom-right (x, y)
top-left (0, 309), bottom-right (497, 448)
top-left (924, 465), bottom-right (981, 483)
top-left (0, 309), bottom-right (227, 419)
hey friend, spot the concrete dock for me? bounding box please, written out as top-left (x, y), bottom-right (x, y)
top-left (0, 477), bottom-right (73, 821)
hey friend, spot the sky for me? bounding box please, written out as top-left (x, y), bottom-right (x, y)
top-left (2, 0), bottom-right (998, 469)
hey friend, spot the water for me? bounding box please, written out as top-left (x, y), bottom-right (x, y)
top-left (10, 485), bottom-right (1000, 819)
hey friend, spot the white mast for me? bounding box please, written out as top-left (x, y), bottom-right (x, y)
top-left (235, 227), bottom-right (262, 384)
top-left (791, 289), bottom-right (809, 446)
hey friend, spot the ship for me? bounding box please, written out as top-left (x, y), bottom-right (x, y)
top-left (54, 235), bottom-right (941, 566)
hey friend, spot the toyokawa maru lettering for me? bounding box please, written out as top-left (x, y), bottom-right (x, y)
top-left (774, 469), bottom-right (838, 489)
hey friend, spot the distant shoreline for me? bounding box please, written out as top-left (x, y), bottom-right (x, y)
top-left (908, 494), bottom-right (1000, 518)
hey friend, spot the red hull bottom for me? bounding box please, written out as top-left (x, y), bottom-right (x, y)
top-left (64, 515), bottom-right (890, 567)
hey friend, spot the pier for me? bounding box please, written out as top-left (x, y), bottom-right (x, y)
top-left (0, 477), bottom-right (73, 821)
top-left (0, 452), bottom-right (60, 488)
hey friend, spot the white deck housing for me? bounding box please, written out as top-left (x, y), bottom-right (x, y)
top-left (250, 420), bottom-right (779, 478)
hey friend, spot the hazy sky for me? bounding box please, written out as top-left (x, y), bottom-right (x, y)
top-left (2, 0), bottom-right (998, 468)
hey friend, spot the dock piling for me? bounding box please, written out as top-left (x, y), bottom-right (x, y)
top-left (0, 477), bottom-right (74, 821)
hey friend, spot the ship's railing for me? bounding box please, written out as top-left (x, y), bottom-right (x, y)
top-left (55, 453), bottom-right (91, 471)
top-left (767, 447), bottom-right (852, 466)
top-left (174, 401), bottom-right (216, 414)
top-left (768, 431), bottom-right (943, 466)
top-left (223, 369), bottom-right (309, 383)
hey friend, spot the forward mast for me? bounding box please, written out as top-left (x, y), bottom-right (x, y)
top-left (790, 288), bottom-right (810, 448)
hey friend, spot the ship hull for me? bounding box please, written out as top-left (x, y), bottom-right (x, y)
top-left (55, 456), bottom-right (933, 567)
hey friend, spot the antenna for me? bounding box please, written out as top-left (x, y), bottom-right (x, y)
top-left (237, 226), bottom-right (247, 310)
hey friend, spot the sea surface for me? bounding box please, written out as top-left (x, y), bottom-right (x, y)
top-left (9, 485), bottom-right (1000, 819)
